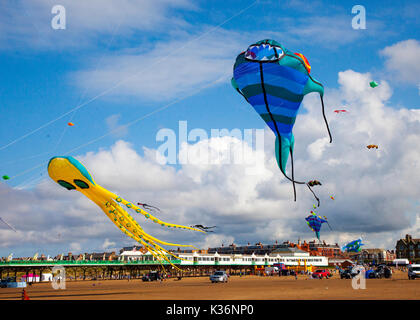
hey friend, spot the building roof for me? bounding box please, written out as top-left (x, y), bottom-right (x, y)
top-left (360, 248), bottom-right (385, 254)
top-left (271, 247), bottom-right (309, 256)
top-left (328, 258), bottom-right (354, 263)
top-left (120, 251), bottom-right (144, 256)
top-left (397, 234), bottom-right (420, 246)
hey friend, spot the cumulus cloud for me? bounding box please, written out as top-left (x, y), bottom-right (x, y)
top-left (71, 30), bottom-right (244, 101)
top-left (0, 0), bottom-right (195, 50)
top-left (102, 238), bottom-right (117, 250)
top-left (203, 234), bottom-right (235, 249)
top-left (1, 69), bottom-right (420, 257)
top-left (380, 39), bottom-right (420, 85)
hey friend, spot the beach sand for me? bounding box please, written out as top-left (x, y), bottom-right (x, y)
top-left (0, 270), bottom-right (418, 300)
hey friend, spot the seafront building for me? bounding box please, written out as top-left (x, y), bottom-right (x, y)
top-left (347, 249), bottom-right (396, 264)
top-left (120, 246), bottom-right (328, 269)
top-left (0, 241), bottom-right (334, 281)
top-left (395, 234), bottom-right (420, 263)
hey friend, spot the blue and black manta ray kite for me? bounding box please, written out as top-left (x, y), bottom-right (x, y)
top-left (232, 39), bottom-right (332, 206)
top-left (305, 211), bottom-right (332, 241)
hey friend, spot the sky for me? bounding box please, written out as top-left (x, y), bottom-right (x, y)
top-left (0, 0), bottom-right (419, 257)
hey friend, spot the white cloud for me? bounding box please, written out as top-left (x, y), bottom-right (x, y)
top-left (71, 30), bottom-right (244, 101)
top-left (70, 242), bottom-right (82, 252)
top-left (307, 137), bottom-right (330, 161)
top-left (102, 238), bottom-right (116, 250)
top-left (105, 114), bottom-right (129, 138)
top-left (0, 0), bottom-right (196, 50)
top-left (202, 234), bottom-right (235, 249)
top-left (380, 39), bottom-right (420, 85)
top-left (1, 69), bottom-right (420, 257)
top-left (268, 15), bottom-right (388, 49)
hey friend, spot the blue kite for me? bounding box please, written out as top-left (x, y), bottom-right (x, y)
top-left (305, 211), bottom-right (331, 241)
top-left (342, 238), bottom-right (364, 253)
top-left (232, 39), bottom-right (332, 206)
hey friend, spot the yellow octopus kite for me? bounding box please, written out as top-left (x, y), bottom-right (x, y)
top-left (47, 156), bottom-right (204, 268)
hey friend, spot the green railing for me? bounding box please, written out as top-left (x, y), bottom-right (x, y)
top-left (0, 259), bottom-right (181, 266)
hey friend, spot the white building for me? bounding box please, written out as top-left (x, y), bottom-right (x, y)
top-left (120, 249), bottom-right (145, 262)
top-left (137, 250), bottom-right (328, 268)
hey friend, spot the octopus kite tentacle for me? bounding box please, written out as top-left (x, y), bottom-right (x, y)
top-left (108, 193), bottom-right (204, 234)
top-left (47, 156), bottom-right (203, 269)
top-left (80, 188), bottom-right (188, 270)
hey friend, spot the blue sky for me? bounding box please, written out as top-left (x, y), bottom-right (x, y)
top-left (0, 0), bottom-right (419, 257)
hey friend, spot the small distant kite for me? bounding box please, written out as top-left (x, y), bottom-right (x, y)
top-left (334, 109), bottom-right (347, 114)
top-left (305, 211), bottom-right (331, 241)
top-left (367, 145), bottom-right (378, 149)
top-left (2, 175), bottom-right (10, 180)
top-left (369, 81), bottom-right (378, 88)
top-left (67, 122), bottom-right (75, 126)
top-left (308, 180), bottom-right (322, 187)
top-left (342, 238), bottom-right (364, 253)
top-left (330, 195), bottom-right (335, 200)
top-left (190, 225), bottom-right (217, 232)
top-left (0, 217), bottom-right (17, 232)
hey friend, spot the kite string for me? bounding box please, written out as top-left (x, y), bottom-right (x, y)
top-left (10, 74), bottom-right (230, 183)
top-left (51, 21), bottom-right (123, 156)
top-left (0, 0), bottom-right (259, 152)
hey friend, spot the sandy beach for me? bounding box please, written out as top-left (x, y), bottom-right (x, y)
top-left (1, 270), bottom-right (418, 300)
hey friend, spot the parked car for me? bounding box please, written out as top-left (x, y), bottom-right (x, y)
top-left (363, 265), bottom-right (392, 279)
top-left (0, 277), bottom-right (16, 288)
top-left (210, 271), bottom-right (228, 283)
top-left (340, 268), bottom-right (357, 279)
top-left (312, 269), bottom-right (332, 279)
top-left (365, 269), bottom-right (377, 279)
top-left (142, 271), bottom-right (161, 282)
top-left (375, 265), bottom-right (392, 279)
top-left (408, 264), bottom-right (420, 280)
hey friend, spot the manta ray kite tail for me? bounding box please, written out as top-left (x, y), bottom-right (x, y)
top-left (232, 39), bottom-right (332, 205)
top-left (48, 156), bottom-right (205, 268)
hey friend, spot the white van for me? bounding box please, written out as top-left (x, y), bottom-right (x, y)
top-left (408, 264), bottom-right (420, 280)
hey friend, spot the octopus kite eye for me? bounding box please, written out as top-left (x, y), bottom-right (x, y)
top-left (73, 179), bottom-right (89, 189)
top-left (57, 180), bottom-right (76, 190)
